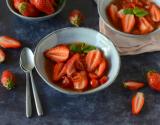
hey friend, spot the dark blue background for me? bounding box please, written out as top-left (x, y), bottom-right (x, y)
top-left (0, 0), bottom-right (160, 125)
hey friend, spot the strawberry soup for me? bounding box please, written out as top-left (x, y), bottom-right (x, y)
top-left (44, 42), bottom-right (109, 92)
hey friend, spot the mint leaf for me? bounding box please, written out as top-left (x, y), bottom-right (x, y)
top-left (123, 7), bottom-right (149, 17)
top-left (123, 8), bottom-right (134, 15)
top-left (69, 44), bottom-right (81, 53)
top-left (133, 7), bottom-right (148, 17)
top-left (82, 45), bottom-right (96, 53)
top-left (69, 43), bottom-right (96, 53)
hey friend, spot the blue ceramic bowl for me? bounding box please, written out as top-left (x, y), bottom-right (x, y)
top-left (6, 0), bottom-right (66, 21)
top-left (34, 27), bottom-right (120, 95)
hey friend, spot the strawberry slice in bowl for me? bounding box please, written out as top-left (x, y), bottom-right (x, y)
top-left (45, 44), bottom-right (69, 63)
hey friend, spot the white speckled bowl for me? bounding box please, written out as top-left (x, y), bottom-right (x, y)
top-left (98, 0), bottom-right (160, 38)
top-left (34, 27), bottom-right (120, 95)
top-left (6, 0), bottom-right (66, 21)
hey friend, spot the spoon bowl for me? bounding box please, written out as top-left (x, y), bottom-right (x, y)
top-left (20, 47), bottom-right (35, 71)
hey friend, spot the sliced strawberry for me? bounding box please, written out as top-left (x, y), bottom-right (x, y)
top-left (139, 17), bottom-right (154, 34)
top-left (118, 9), bottom-right (125, 19)
top-left (13, 0), bottom-right (28, 10)
top-left (122, 14), bottom-right (135, 33)
top-left (147, 71), bottom-right (160, 91)
top-left (18, 2), bottom-right (39, 17)
top-left (0, 49), bottom-right (5, 63)
top-left (123, 81), bottom-right (145, 90)
top-left (141, 0), bottom-right (150, 6)
top-left (95, 58), bottom-right (108, 77)
top-left (0, 36), bottom-right (21, 49)
top-left (132, 92), bottom-right (144, 115)
top-left (71, 71), bottom-right (88, 90)
top-left (86, 49), bottom-right (102, 72)
top-left (145, 15), bottom-right (155, 27)
top-left (49, 0), bottom-right (57, 7)
top-left (53, 63), bottom-right (66, 81)
top-left (150, 4), bottom-right (160, 22)
top-left (65, 53), bottom-right (80, 76)
top-left (107, 4), bottom-right (118, 25)
top-left (75, 59), bottom-right (85, 71)
top-left (45, 45), bottom-right (69, 62)
top-left (99, 76), bottom-right (108, 84)
top-left (31, 0), bottom-right (55, 15)
top-left (1, 70), bottom-right (15, 90)
top-left (122, 2), bottom-right (136, 9)
top-left (132, 29), bottom-right (141, 35)
top-left (61, 76), bottom-right (72, 88)
top-left (133, 0), bottom-right (138, 4)
top-left (90, 79), bottom-right (99, 88)
top-left (89, 73), bottom-right (98, 79)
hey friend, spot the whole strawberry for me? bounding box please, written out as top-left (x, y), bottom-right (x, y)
top-left (30, 0), bottom-right (55, 15)
top-left (18, 2), bottom-right (39, 17)
top-left (0, 49), bottom-right (5, 63)
top-left (69, 9), bottom-right (84, 27)
top-left (1, 70), bottom-right (15, 90)
top-left (13, 0), bottom-right (28, 10)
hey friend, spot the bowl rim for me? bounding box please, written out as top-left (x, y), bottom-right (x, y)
top-left (6, 0), bottom-right (67, 21)
top-left (34, 27), bottom-right (121, 95)
top-left (97, 0), bottom-right (160, 38)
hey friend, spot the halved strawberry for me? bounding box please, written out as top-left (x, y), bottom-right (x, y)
top-left (53, 63), bottom-right (66, 81)
top-left (0, 36), bottom-right (21, 49)
top-left (90, 79), bottom-right (99, 88)
top-left (123, 81), bottom-right (145, 90)
top-left (141, 0), bottom-right (150, 6)
top-left (132, 92), bottom-right (144, 115)
top-left (86, 49), bottom-right (102, 72)
top-left (75, 59), bottom-right (85, 71)
top-left (107, 4), bottom-right (118, 25)
top-left (150, 4), bottom-right (160, 22)
top-left (132, 29), bottom-right (141, 35)
top-left (122, 2), bottom-right (136, 9)
top-left (45, 45), bottom-right (69, 62)
top-left (89, 73), bottom-right (98, 79)
top-left (49, 0), bottom-right (57, 6)
top-left (61, 76), bottom-right (72, 88)
top-left (13, 0), bottom-right (28, 10)
top-left (122, 14), bottom-right (135, 33)
top-left (147, 71), bottom-right (160, 91)
top-left (71, 71), bottom-right (88, 90)
top-left (0, 49), bottom-right (5, 63)
top-left (139, 17), bottom-right (154, 34)
top-left (65, 53), bottom-right (80, 76)
top-left (31, 0), bottom-right (55, 15)
top-left (118, 9), bottom-right (125, 19)
top-left (95, 58), bottom-right (108, 77)
top-left (18, 2), bottom-right (39, 17)
top-left (99, 76), bottom-right (108, 84)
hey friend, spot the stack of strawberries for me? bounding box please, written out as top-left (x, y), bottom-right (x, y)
top-left (13, 0), bottom-right (59, 17)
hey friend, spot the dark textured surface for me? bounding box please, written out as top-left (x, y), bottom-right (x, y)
top-left (0, 0), bottom-right (160, 125)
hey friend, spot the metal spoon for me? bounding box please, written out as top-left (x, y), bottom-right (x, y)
top-left (20, 47), bottom-right (43, 117)
top-left (20, 57), bottom-right (32, 118)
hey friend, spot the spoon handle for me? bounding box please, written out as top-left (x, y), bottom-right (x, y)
top-left (30, 71), bottom-right (43, 116)
top-left (26, 72), bottom-right (32, 118)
